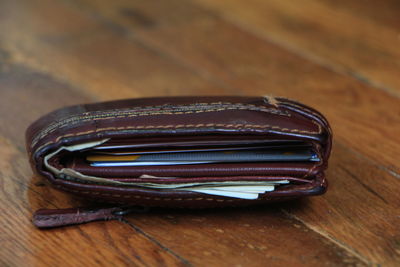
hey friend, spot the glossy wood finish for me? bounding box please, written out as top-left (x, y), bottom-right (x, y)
top-left (0, 0), bottom-right (399, 266)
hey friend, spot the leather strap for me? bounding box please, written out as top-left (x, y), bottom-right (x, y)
top-left (33, 206), bottom-right (148, 228)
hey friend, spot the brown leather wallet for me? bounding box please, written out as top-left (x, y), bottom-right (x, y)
top-left (26, 96), bottom-right (332, 228)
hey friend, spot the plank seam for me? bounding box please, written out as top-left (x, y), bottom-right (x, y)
top-left (281, 209), bottom-right (373, 265)
top-left (120, 218), bottom-right (193, 267)
top-left (338, 143), bottom-right (400, 179)
top-left (203, 7), bottom-right (400, 99)
top-left (60, 0), bottom-right (244, 95)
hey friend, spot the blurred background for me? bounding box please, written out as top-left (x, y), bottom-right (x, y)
top-left (1, 0), bottom-right (399, 266)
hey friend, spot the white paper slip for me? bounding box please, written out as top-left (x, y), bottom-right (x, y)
top-left (201, 185), bottom-right (276, 193)
top-left (176, 183), bottom-right (286, 199)
top-left (128, 180), bottom-right (290, 189)
top-left (187, 189), bottom-right (261, 199)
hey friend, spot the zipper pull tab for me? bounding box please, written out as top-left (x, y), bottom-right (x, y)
top-left (33, 206), bottom-right (148, 229)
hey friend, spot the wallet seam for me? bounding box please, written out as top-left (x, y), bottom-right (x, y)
top-left (276, 98), bottom-right (332, 141)
top-left (32, 121), bottom-right (322, 157)
top-left (55, 182), bottom-right (321, 202)
top-left (85, 101), bottom-right (286, 114)
top-left (56, 185), bottom-right (295, 203)
top-left (31, 102), bottom-right (289, 148)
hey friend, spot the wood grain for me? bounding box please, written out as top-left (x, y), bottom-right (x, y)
top-left (0, 0), bottom-right (226, 100)
top-left (125, 206), bottom-right (363, 267)
top-left (0, 63), bottom-right (188, 267)
top-left (192, 0), bottom-right (400, 95)
top-left (284, 143), bottom-right (400, 265)
top-left (0, 62), bottom-right (92, 146)
top-left (0, 137), bottom-right (188, 267)
top-left (0, 0), bottom-right (398, 266)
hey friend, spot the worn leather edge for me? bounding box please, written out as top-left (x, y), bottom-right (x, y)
top-left (33, 207), bottom-right (123, 228)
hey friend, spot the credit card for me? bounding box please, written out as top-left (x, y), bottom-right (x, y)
top-left (90, 161), bottom-right (214, 167)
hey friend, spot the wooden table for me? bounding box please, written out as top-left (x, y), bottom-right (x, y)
top-left (1, 0), bottom-right (399, 266)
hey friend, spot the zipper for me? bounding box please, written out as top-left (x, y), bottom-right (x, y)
top-left (33, 206), bottom-right (149, 229)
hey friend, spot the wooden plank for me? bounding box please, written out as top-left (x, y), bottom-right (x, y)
top-left (0, 64), bottom-right (188, 266)
top-left (314, 0), bottom-right (400, 29)
top-left (0, 59), bottom-right (93, 147)
top-left (191, 0), bottom-right (400, 95)
top-left (0, 0), bottom-right (225, 101)
top-left (0, 136), bottom-right (187, 267)
top-left (64, 0), bottom-right (400, 172)
top-left (125, 205), bottom-right (364, 266)
top-left (284, 143), bottom-right (400, 265)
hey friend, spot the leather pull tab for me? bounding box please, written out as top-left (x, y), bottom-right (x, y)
top-left (33, 206), bottom-right (146, 228)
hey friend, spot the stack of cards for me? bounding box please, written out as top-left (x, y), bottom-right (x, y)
top-left (85, 144), bottom-right (319, 199)
top-left (87, 146), bottom-right (319, 167)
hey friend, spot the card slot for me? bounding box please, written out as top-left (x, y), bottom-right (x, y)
top-left (86, 150), bottom-right (318, 165)
top-left (65, 154), bottom-right (320, 179)
top-left (87, 142), bottom-right (317, 167)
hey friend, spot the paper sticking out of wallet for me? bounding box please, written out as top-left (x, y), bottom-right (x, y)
top-left (133, 174), bottom-right (291, 199)
top-left (26, 96), bottom-right (332, 228)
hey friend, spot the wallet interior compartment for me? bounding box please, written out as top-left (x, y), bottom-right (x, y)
top-left (54, 137), bottom-right (322, 181)
top-left (42, 138), bottom-right (323, 200)
top-left (47, 137), bottom-right (323, 181)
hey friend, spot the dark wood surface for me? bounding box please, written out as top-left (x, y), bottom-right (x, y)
top-left (1, 0), bottom-right (399, 266)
